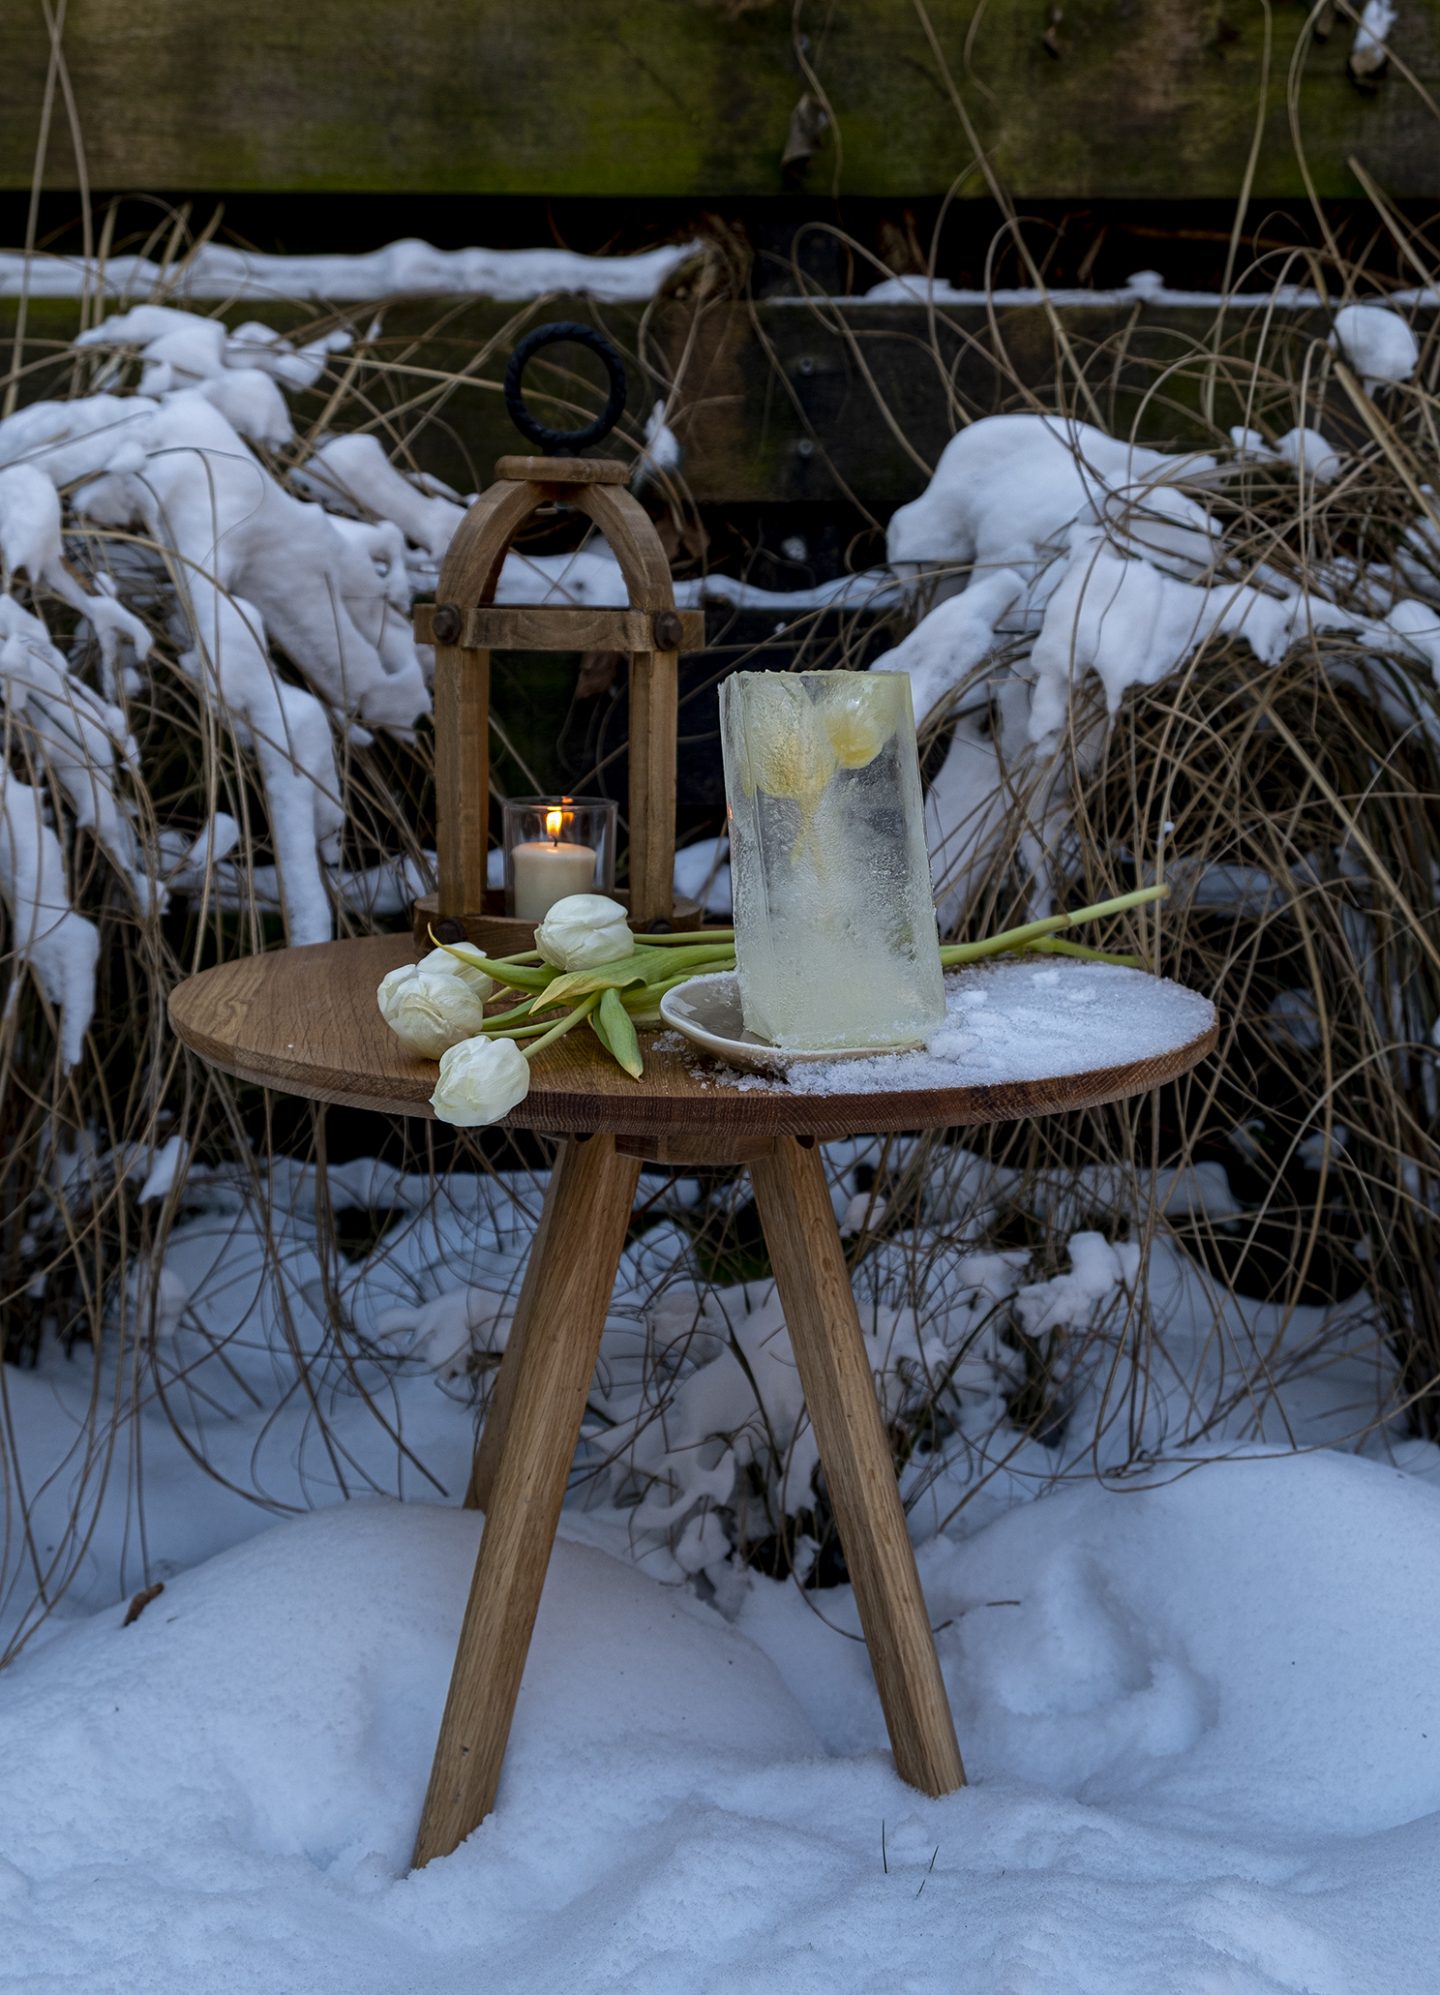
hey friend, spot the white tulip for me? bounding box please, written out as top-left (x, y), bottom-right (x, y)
top-left (417, 943), bottom-right (496, 998)
top-left (430, 1035), bottom-right (531, 1126)
top-left (377, 956), bottom-right (494, 1060)
top-left (534, 893), bottom-right (635, 971)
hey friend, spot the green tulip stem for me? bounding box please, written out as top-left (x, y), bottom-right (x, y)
top-left (938, 884), bottom-right (1168, 966)
top-left (478, 1008), bottom-right (565, 1040)
top-left (1023, 938), bottom-right (1143, 967)
top-left (638, 927), bottom-right (736, 944)
top-left (520, 992), bottom-right (601, 1061)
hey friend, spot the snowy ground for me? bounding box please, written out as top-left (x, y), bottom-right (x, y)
top-left (3, 1165), bottom-right (1439, 1994)
top-left (6, 1449), bottom-right (1440, 1992)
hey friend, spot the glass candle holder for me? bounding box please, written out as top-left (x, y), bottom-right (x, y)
top-left (502, 796), bottom-right (617, 922)
top-left (719, 671), bottom-right (945, 1050)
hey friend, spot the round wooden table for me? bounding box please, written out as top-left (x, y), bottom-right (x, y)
top-left (170, 934), bottom-right (1217, 1867)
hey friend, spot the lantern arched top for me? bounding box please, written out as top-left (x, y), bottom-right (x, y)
top-left (435, 456), bottom-right (676, 618)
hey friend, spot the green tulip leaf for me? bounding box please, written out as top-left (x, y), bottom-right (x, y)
top-left (534, 945), bottom-right (687, 1012)
top-left (429, 936), bottom-right (553, 992)
top-left (590, 985), bottom-right (645, 1078)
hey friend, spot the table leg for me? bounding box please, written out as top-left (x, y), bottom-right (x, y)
top-left (412, 1133), bottom-right (642, 1867)
top-left (466, 1138), bottom-right (575, 1511)
top-left (750, 1136), bottom-right (967, 1798)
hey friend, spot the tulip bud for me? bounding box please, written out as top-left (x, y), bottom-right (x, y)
top-left (534, 893), bottom-right (635, 971)
top-left (417, 944), bottom-right (496, 997)
top-left (377, 952), bottom-right (495, 1060)
top-left (429, 1034), bottom-right (532, 1127)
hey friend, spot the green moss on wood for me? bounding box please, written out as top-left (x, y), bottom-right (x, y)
top-left (1, 1), bottom-right (1434, 199)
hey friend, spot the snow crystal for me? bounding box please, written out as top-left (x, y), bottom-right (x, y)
top-left (886, 412), bottom-right (1217, 588)
top-left (672, 833), bottom-right (733, 917)
top-left (136, 1134), bottom-right (189, 1203)
top-left (1232, 424), bottom-right (1343, 484)
top-left (636, 399), bottom-right (683, 481)
top-left (71, 384), bottom-right (427, 730)
top-left (295, 432), bottom-right (465, 561)
top-left (0, 595), bottom-right (148, 902)
top-left (871, 567), bottom-right (1022, 725)
top-left (0, 769), bottom-right (98, 1067)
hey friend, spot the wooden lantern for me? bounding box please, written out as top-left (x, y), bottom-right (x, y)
top-left (410, 323), bottom-right (705, 956)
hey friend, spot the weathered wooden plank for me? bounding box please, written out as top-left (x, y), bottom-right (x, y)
top-left (0, 290), bottom-right (1345, 507)
top-left (383, 290), bottom-right (1329, 512)
top-left (351, 292), bottom-right (1342, 505)
top-left (3, 1), bottom-right (1436, 199)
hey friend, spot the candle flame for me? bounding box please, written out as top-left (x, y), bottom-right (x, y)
top-left (545, 806), bottom-right (566, 840)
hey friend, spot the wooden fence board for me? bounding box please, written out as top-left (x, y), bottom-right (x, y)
top-left (3, 1), bottom-right (1436, 200)
top-left (3, 290), bottom-right (1349, 507)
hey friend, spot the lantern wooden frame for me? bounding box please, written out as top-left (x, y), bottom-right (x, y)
top-left (411, 454), bottom-right (706, 952)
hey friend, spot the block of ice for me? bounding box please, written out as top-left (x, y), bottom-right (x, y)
top-left (719, 670), bottom-right (945, 1049)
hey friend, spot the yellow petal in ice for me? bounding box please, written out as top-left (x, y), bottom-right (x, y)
top-left (745, 681), bottom-right (835, 802)
top-left (821, 681), bottom-right (897, 769)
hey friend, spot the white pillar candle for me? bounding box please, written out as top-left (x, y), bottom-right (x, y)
top-left (511, 837), bottom-right (598, 921)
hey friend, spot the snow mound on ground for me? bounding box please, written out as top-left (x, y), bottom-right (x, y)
top-left (0, 1502), bottom-right (816, 1990)
top-left (7, 1457), bottom-right (1440, 1992)
top-left (938, 1449), bottom-right (1440, 1834)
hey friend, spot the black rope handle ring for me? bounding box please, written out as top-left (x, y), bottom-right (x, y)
top-left (503, 321), bottom-right (628, 456)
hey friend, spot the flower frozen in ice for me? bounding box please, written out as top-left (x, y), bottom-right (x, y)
top-left (377, 948), bottom-right (495, 1059)
top-left (821, 679), bottom-right (898, 769)
top-left (739, 677), bottom-right (834, 802)
top-left (535, 893), bottom-right (635, 971)
top-left (430, 1034), bottom-right (531, 1126)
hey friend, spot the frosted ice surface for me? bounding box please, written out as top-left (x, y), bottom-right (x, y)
top-left (696, 959), bottom-right (1215, 1096)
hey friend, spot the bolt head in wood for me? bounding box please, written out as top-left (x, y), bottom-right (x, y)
top-left (431, 603), bottom-right (463, 645)
top-left (434, 917), bottom-right (467, 945)
top-left (652, 610), bottom-right (684, 652)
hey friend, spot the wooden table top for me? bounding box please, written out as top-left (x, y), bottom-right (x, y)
top-left (168, 934), bottom-right (1217, 1143)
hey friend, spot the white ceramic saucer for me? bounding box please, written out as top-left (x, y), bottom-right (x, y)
top-left (658, 972), bottom-right (920, 1073)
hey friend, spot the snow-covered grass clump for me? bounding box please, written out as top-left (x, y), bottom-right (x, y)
top-left (863, 293), bottom-right (1440, 1448)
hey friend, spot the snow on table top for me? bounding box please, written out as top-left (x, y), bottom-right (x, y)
top-left (694, 960), bottom-right (1215, 1097)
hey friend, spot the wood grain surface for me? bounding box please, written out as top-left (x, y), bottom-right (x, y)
top-left (413, 605), bottom-right (706, 656)
top-left (3, 2), bottom-right (1431, 199)
top-left (167, 934), bottom-right (1218, 1142)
